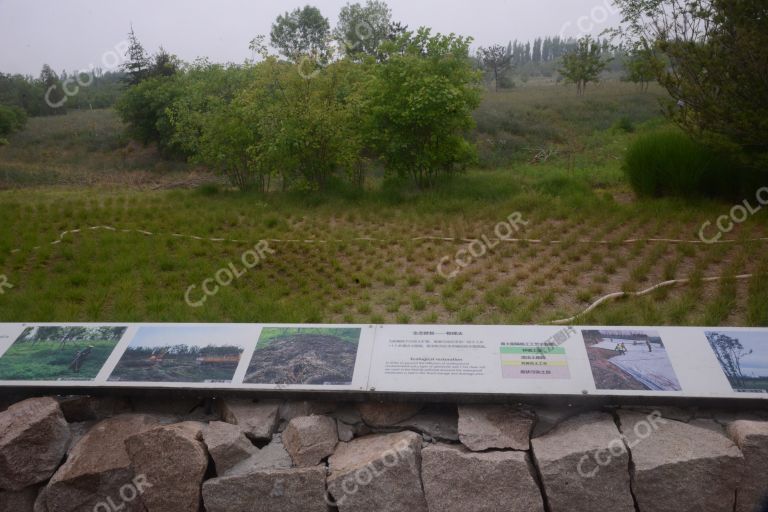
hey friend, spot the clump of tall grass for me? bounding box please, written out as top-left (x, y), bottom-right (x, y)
top-left (623, 130), bottom-right (746, 199)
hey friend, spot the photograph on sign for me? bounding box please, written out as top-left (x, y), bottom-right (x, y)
top-left (706, 331), bottom-right (768, 394)
top-left (244, 327), bottom-right (362, 385)
top-left (0, 326), bottom-right (127, 381)
top-left (582, 329), bottom-right (682, 391)
top-left (108, 325), bottom-right (249, 383)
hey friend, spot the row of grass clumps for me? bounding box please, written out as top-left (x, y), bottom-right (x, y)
top-left (623, 129), bottom-right (766, 200)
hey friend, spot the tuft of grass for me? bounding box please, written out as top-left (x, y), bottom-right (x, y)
top-left (623, 130), bottom-right (746, 199)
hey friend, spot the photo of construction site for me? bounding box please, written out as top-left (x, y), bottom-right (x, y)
top-left (0, 326), bottom-right (126, 381)
top-left (582, 329), bottom-right (682, 391)
top-left (706, 331), bottom-right (768, 394)
top-left (245, 327), bottom-right (361, 386)
top-left (108, 325), bottom-right (248, 383)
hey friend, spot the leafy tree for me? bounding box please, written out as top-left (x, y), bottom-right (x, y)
top-left (559, 36), bottom-right (608, 95)
top-left (624, 48), bottom-right (663, 91)
top-left (532, 38), bottom-right (542, 63)
top-left (123, 25), bottom-right (152, 85)
top-left (706, 332), bottom-right (752, 387)
top-left (40, 64), bottom-right (65, 112)
top-left (477, 44), bottom-right (512, 91)
top-left (169, 62), bottom-right (266, 190)
top-left (270, 5), bottom-right (331, 62)
top-left (116, 75), bottom-right (185, 155)
top-left (613, 0), bottom-right (768, 156)
top-left (151, 47), bottom-right (181, 78)
top-left (365, 28), bottom-right (482, 188)
top-left (244, 58), bottom-right (366, 190)
top-left (335, 1), bottom-right (392, 59)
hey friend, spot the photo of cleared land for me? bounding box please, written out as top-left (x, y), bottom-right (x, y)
top-left (706, 331), bottom-right (768, 393)
top-left (108, 325), bottom-right (248, 383)
top-left (583, 329), bottom-right (682, 391)
top-left (244, 327), bottom-right (361, 385)
top-left (0, 326), bottom-right (126, 381)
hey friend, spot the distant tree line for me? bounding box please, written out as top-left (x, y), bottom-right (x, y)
top-left (17, 326), bottom-right (126, 344)
top-left (475, 35), bottom-right (632, 92)
top-left (0, 68), bottom-right (126, 116)
top-left (125, 344), bottom-right (243, 359)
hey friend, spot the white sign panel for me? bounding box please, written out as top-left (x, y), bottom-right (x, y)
top-left (0, 323), bottom-right (765, 401)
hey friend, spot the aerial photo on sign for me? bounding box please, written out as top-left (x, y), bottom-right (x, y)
top-left (706, 330), bottom-right (768, 394)
top-left (244, 327), bottom-right (361, 386)
top-left (108, 325), bottom-right (249, 383)
top-left (0, 326), bottom-right (126, 381)
top-left (582, 329), bottom-right (682, 391)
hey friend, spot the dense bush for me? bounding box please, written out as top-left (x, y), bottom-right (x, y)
top-left (115, 76), bottom-right (186, 156)
top-left (118, 28), bottom-right (480, 191)
top-left (623, 130), bottom-right (747, 198)
top-left (0, 104), bottom-right (27, 137)
top-left (365, 29), bottom-right (482, 188)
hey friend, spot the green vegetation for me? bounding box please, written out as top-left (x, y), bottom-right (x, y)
top-left (258, 328), bottom-right (361, 348)
top-left (559, 36), bottom-right (608, 96)
top-left (366, 29), bottom-right (481, 188)
top-left (614, 0), bottom-right (768, 170)
top-left (271, 5), bottom-right (331, 62)
top-left (0, 104), bottom-right (27, 140)
top-left (0, 327), bottom-right (125, 380)
top-left (116, 26), bottom-right (481, 190)
top-left (0, 105), bottom-right (766, 328)
top-left (623, 130), bottom-right (747, 198)
top-left (1, 1), bottom-right (765, 329)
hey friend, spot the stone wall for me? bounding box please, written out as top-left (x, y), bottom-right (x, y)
top-left (1, 395), bottom-right (767, 512)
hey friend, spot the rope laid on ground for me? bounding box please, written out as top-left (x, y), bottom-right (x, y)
top-left (549, 273), bottom-right (757, 325)
top-left (5, 225), bottom-right (764, 325)
top-left (8, 224), bottom-right (768, 255)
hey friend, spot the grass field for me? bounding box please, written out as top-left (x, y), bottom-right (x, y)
top-left (257, 328), bottom-right (362, 348)
top-left (0, 338), bottom-right (119, 381)
top-left (0, 84), bottom-right (766, 328)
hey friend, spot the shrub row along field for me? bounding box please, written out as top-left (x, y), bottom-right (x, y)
top-left (0, 105), bottom-right (766, 327)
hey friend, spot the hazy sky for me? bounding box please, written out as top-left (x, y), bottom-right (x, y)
top-left (0, 0), bottom-right (621, 76)
top-left (719, 331), bottom-right (768, 378)
top-left (129, 325), bottom-right (255, 349)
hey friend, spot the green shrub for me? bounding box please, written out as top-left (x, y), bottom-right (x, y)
top-left (115, 76), bottom-right (185, 156)
top-left (623, 130), bottom-right (746, 198)
top-left (613, 116), bottom-right (635, 133)
top-left (0, 104), bottom-right (27, 137)
top-left (365, 28), bottom-right (482, 188)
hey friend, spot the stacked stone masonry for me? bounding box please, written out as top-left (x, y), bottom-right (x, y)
top-left (0, 395), bottom-right (766, 512)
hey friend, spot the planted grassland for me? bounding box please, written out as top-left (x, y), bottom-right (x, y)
top-left (0, 91), bottom-right (766, 328)
top-left (0, 338), bottom-right (119, 381)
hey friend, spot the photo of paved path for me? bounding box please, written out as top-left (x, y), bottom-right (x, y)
top-left (583, 330), bottom-right (682, 391)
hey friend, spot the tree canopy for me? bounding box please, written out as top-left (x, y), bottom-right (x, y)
top-left (270, 5), bottom-right (331, 62)
top-left (613, 0), bottom-right (768, 157)
top-left (559, 36), bottom-right (608, 95)
top-left (335, 1), bottom-right (393, 59)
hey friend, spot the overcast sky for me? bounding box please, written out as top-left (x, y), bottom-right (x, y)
top-left (129, 325), bottom-right (254, 349)
top-left (719, 331), bottom-right (768, 378)
top-left (0, 0), bottom-right (621, 76)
